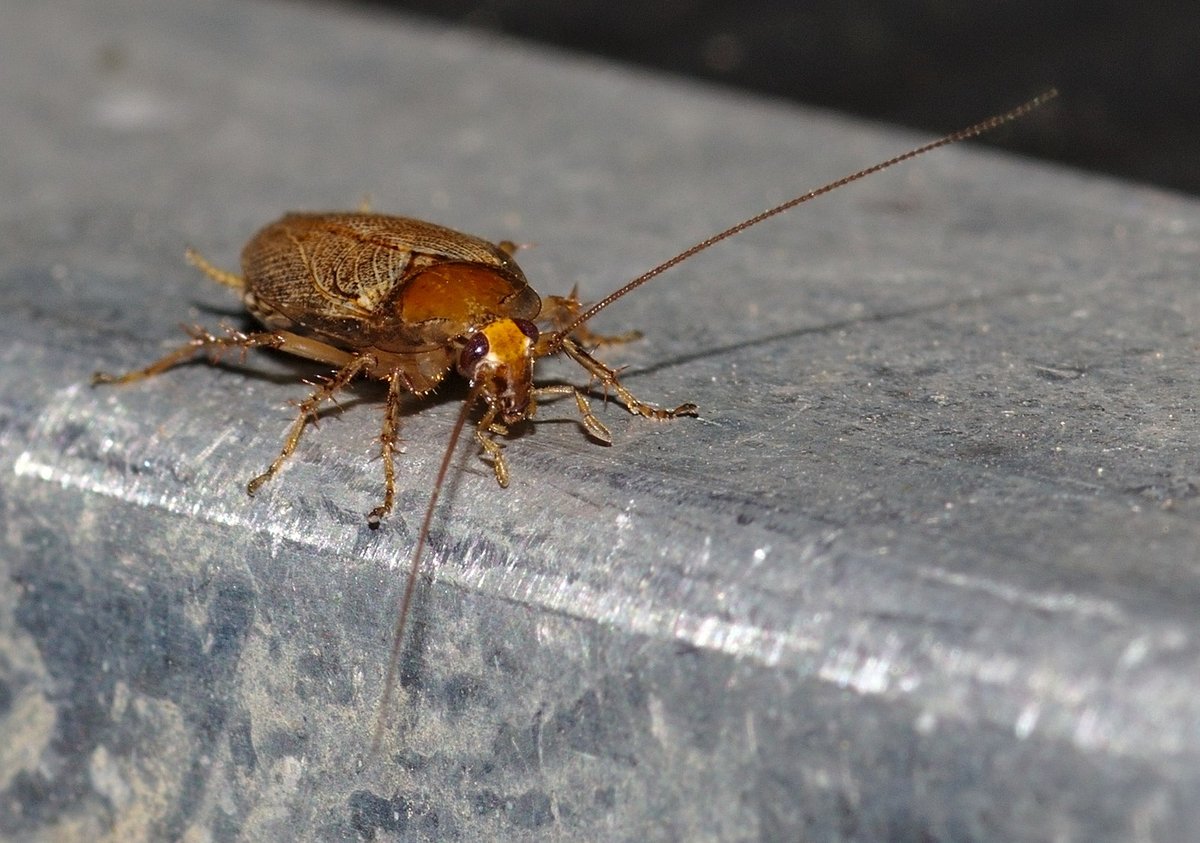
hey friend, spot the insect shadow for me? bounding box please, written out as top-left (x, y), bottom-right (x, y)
top-left (633, 284), bottom-right (1040, 380)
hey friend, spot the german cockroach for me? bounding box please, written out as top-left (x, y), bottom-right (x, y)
top-left (93, 89), bottom-right (1058, 749)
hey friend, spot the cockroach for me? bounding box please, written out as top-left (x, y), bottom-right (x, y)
top-left (93, 90), bottom-right (1057, 751)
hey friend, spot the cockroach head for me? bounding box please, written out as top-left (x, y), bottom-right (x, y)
top-left (456, 317), bottom-right (540, 423)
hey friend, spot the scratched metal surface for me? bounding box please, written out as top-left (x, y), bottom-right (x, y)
top-left (2, 1), bottom-right (1199, 841)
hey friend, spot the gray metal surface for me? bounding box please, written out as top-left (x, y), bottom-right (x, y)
top-left (1, 1), bottom-right (1198, 841)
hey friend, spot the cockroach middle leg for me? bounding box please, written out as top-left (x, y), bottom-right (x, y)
top-left (367, 371), bottom-right (411, 528)
top-left (558, 336), bottom-right (699, 421)
top-left (92, 328), bottom-right (288, 385)
top-left (247, 354), bottom-right (376, 496)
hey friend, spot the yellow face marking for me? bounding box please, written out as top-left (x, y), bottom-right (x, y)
top-left (480, 319), bottom-right (533, 366)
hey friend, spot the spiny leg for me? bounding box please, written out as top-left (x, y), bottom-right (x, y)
top-left (559, 336), bottom-right (698, 420)
top-left (367, 371), bottom-right (410, 528)
top-left (532, 384), bottom-right (613, 444)
top-left (92, 327), bottom-right (286, 385)
top-left (247, 355), bottom-right (376, 496)
top-left (543, 287), bottom-right (641, 346)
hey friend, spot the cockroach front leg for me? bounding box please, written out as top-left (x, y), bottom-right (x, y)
top-left (532, 384), bottom-right (613, 444)
top-left (474, 404), bottom-right (512, 487)
top-left (247, 354), bottom-right (376, 496)
top-left (559, 336), bottom-right (698, 421)
top-left (543, 287), bottom-right (642, 347)
top-left (92, 327), bottom-right (288, 385)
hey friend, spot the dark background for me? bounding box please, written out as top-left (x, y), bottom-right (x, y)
top-left (342, 0), bottom-right (1198, 196)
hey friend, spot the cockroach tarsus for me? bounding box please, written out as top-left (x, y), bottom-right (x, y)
top-left (91, 89), bottom-right (1057, 753)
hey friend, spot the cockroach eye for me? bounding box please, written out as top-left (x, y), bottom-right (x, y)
top-left (458, 332), bottom-right (490, 374)
top-left (514, 318), bottom-right (539, 342)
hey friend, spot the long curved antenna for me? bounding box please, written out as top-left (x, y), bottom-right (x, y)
top-left (548, 89), bottom-right (1058, 351)
top-left (370, 383), bottom-right (482, 756)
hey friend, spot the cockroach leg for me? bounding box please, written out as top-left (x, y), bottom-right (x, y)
top-left (247, 354), bottom-right (376, 496)
top-left (473, 403), bottom-right (511, 487)
top-left (184, 247), bottom-right (244, 291)
top-left (92, 329), bottom-right (288, 385)
top-left (559, 336), bottom-right (699, 421)
top-left (532, 384), bottom-right (614, 443)
top-left (367, 371), bottom-right (409, 528)
top-left (543, 287), bottom-right (642, 347)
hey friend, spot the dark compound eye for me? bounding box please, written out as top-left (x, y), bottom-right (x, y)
top-left (513, 319), bottom-right (539, 342)
top-left (458, 332), bottom-right (489, 374)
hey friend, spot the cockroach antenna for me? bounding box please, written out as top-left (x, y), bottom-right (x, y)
top-left (370, 89), bottom-right (1058, 753)
top-left (549, 89), bottom-right (1059, 348)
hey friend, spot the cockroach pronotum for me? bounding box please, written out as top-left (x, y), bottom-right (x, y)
top-left (93, 89), bottom-right (1058, 750)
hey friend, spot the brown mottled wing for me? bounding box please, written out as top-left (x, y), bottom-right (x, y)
top-left (239, 213), bottom-right (538, 351)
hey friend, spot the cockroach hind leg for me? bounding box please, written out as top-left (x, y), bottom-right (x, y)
top-left (246, 355), bottom-right (376, 497)
top-left (91, 329), bottom-right (286, 386)
top-left (184, 246), bottom-right (244, 291)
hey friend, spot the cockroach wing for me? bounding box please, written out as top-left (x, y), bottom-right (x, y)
top-left (239, 213), bottom-right (540, 352)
